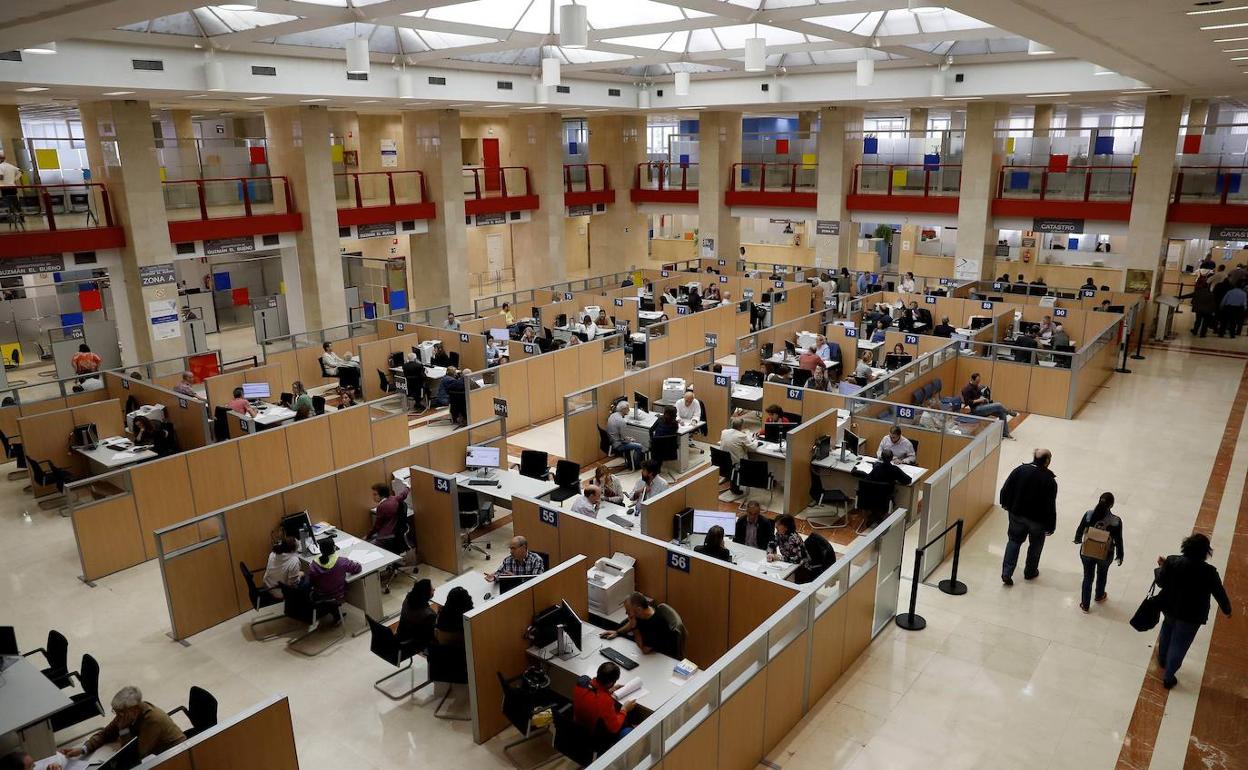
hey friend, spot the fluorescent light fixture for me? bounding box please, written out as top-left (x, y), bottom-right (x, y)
top-left (1232, 55), bottom-right (1248, 59)
top-left (744, 37), bottom-right (766, 72)
top-left (242, 95), bottom-right (270, 100)
top-left (1189, 3), bottom-right (1248, 13)
top-left (677, 105), bottom-right (705, 110)
top-left (23, 43), bottom-right (57, 55)
top-left (1026, 93), bottom-right (1070, 98)
top-left (867, 99), bottom-right (903, 103)
top-left (186, 94), bottom-right (209, 99)
top-left (908, 0), bottom-right (943, 12)
top-left (518, 105), bottom-right (547, 110)
top-left (1223, 47), bottom-right (1248, 51)
top-left (1201, 21), bottom-right (1248, 29)
top-left (942, 96), bottom-right (980, 100)
top-left (675, 71), bottom-right (690, 96)
top-left (346, 36), bottom-right (370, 74)
top-left (404, 101), bottom-right (428, 105)
top-left (102, 90), bottom-right (134, 96)
top-left (559, 3), bottom-right (588, 48)
top-left (16, 87), bottom-right (48, 92)
top-left (485, 104), bottom-right (508, 108)
top-left (1027, 40), bottom-right (1054, 55)
top-left (357, 100), bottom-right (381, 104)
top-left (217, 1), bottom-right (259, 9)
top-left (542, 57), bottom-right (561, 87)
top-left (584, 108), bottom-right (608, 112)
top-left (856, 58), bottom-right (875, 87)
top-left (299, 98), bottom-right (328, 102)
top-left (1214, 35), bottom-right (1248, 41)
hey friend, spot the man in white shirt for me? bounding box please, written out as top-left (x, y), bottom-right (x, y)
top-left (0, 152), bottom-right (22, 207)
top-left (606, 401), bottom-right (644, 470)
top-left (630, 460), bottom-right (670, 505)
top-left (321, 341), bottom-right (361, 391)
top-left (485, 338), bottom-right (502, 365)
top-left (877, 426), bottom-right (916, 464)
top-left (675, 389), bottom-right (701, 424)
top-left (570, 485), bottom-right (601, 517)
top-left (444, 312), bottom-right (461, 331)
top-left (718, 416), bottom-right (756, 495)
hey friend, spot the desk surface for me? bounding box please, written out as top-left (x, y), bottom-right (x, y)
top-left (688, 533), bottom-right (800, 581)
top-left (456, 470), bottom-right (560, 504)
top-left (528, 633), bottom-right (694, 714)
top-left (433, 570), bottom-right (493, 609)
top-left (857, 339), bottom-right (885, 351)
top-left (731, 384), bottom-right (764, 402)
top-left (623, 410), bottom-right (704, 436)
top-left (302, 527), bottom-right (401, 580)
top-left (235, 403), bottom-right (296, 426)
top-left (814, 453), bottom-right (926, 485)
top-left (73, 437), bottom-right (157, 469)
top-left (0, 656), bottom-right (74, 735)
top-left (391, 365), bottom-right (449, 379)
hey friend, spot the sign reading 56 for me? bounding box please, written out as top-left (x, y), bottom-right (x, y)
top-left (667, 550), bottom-right (690, 572)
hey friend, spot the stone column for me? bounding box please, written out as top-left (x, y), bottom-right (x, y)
top-left (263, 105), bottom-right (348, 332)
top-left (79, 99), bottom-right (185, 364)
top-left (588, 115), bottom-right (647, 271)
top-left (697, 110), bottom-right (742, 261)
top-left (1033, 104), bottom-right (1054, 138)
top-left (402, 109), bottom-right (470, 313)
top-left (1063, 107), bottom-right (1083, 136)
top-left (908, 108), bottom-right (929, 139)
top-left (798, 111), bottom-right (818, 134)
top-left (1127, 95), bottom-right (1184, 294)
top-left (1187, 99), bottom-right (1209, 134)
top-left (171, 110), bottom-right (195, 143)
top-left (0, 104), bottom-right (23, 174)
top-left (954, 101), bottom-right (1007, 281)
top-left (509, 112), bottom-right (565, 288)
top-left (815, 106), bottom-right (863, 268)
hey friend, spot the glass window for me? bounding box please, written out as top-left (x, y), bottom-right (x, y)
top-left (647, 121), bottom-right (678, 155)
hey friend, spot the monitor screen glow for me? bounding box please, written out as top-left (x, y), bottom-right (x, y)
top-left (466, 445), bottom-right (500, 468)
top-left (241, 382), bottom-right (271, 399)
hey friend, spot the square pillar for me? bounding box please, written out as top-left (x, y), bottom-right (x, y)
top-left (908, 108), bottom-right (929, 139)
top-left (815, 106), bottom-right (863, 269)
top-left (588, 115), bottom-right (647, 271)
top-left (1033, 104), bottom-right (1054, 138)
top-left (1127, 95), bottom-right (1184, 291)
top-left (509, 112), bottom-right (565, 288)
top-left (954, 102), bottom-right (1007, 281)
top-left (697, 111), bottom-right (741, 261)
top-left (402, 110), bottom-right (470, 313)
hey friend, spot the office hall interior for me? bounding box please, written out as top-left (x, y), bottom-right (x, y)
top-left (0, 1), bottom-right (1246, 769)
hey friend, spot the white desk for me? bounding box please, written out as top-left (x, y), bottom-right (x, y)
top-left (74, 437), bottom-right (157, 474)
top-left (528, 633), bottom-right (696, 715)
top-left (730, 383), bottom-right (764, 411)
top-left (300, 527), bottom-right (401, 628)
top-left (620, 411), bottom-right (706, 473)
top-left (0, 656), bottom-right (74, 757)
top-left (234, 403), bottom-right (296, 428)
top-left (812, 454), bottom-right (926, 513)
top-left (638, 310), bottom-right (666, 326)
top-left (433, 570), bottom-right (493, 609)
top-left (766, 353), bottom-right (841, 372)
top-left (857, 339), bottom-right (885, 364)
top-left (391, 467), bottom-right (560, 507)
top-left (687, 533), bottom-right (800, 582)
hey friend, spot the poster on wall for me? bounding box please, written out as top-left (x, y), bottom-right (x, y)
top-left (954, 256), bottom-right (979, 282)
top-left (380, 139), bottom-right (398, 168)
top-left (700, 236), bottom-right (715, 258)
top-left (148, 298), bottom-right (181, 341)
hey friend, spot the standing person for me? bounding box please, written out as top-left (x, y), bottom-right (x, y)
top-left (1218, 281), bottom-right (1247, 338)
top-left (366, 482), bottom-right (410, 549)
top-left (72, 343), bottom-right (102, 375)
top-left (1073, 492), bottom-right (1124, 612)
top-left (999, 448), bottom-right (1057, 585)
top-left (1154, 533), bottom-right (1232, 688)
top-left (1185, 281), bottom-right (1218, 338)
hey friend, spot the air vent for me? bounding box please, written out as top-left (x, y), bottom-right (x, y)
top-left (656, 89), bottom-right (664, 97)
top-left (509, 211), bottom-right (523, 221)
top-left (555, 85), bottom-right (570, 94)
top-left (428, 76), bottom-right (446, 85)
top-left (401, 220), bottom-right (416, 231)
top-left (955, 73), bottom-right (965, 83)
top-left (252, 65), bottom-right (277, 76)
top-left (497, 81), bottom-right (513, 90)
top-left (338, 226), bottom-right (351, 238)
top-left (760, 83), bottom-right (770, 92)
top-left (0, 51), bottom-right (21, 62)
top-left (608, 88), bottom-right (621, 97)
top-left (347, 72), bottom-right (368, 81)
top-left (132, 59), bottom-right (164, 71)
top-left (594, 203), bottom-right (606, 213)
top-left (72, 252), bottom-right (97, 265)
top-left (261, 233), bottom-right (280, 246)
top-left (175, 242), bottom-right (196, 255)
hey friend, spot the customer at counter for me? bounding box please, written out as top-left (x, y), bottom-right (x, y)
top-left (485, 536), bottom-right (546, 582)
top-left (734, 501), bottom-right (775, 549)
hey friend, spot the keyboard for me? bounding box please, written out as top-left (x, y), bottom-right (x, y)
top-left (467, 478), bottom-right (500, 487)
top-left (600, 647), bottom-right (639, 670)
top-left (606, 514), bottom-right (635, 529)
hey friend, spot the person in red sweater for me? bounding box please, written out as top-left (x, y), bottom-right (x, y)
top-left (572, 662), bottom-right (636, 740)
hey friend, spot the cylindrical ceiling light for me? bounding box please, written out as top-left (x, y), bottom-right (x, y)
top-left (397, 72), bottom-right (414, 99)
top-left (907, 0), bottom-right (943, 13)
top-left (22, 42), bottom-right (57, 55)
top-left (542, 56), bottom-right (561, 87)
top-left (856, 58), bottom-right (875, 87)
top-left (744, 36), bottom-right (766, 72)
top-left (205, 60), bottom-right (226, 91)
top-left (1027, 40), bottom-right (1054, 55)
top-left (930, 71), bottom-right (946, 97)
top-left (346, 35), bottom-right (370, 74)
top-left (218, 1), bottom-right (259, 10)
top-left (674, 71), bottom-right (690, 96)
top-left (559, 3), bottom-right (588, 49)
top-left (638, 89), bottom-right (651, 109)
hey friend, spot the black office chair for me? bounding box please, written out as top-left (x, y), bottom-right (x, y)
top-left (403, 366), bottom-right (428, 412)
top-left (649, 434), bottom-right (679, 481)
top-left (448, 351), bottom-right (461, 367)
top-left (213, 405), bottom-right (231, 441)
top-left (377, 369), bottom-right (394, 394)
top-left (514, 450), bottom-right (551, 480)
top-left (792, 369), bottom-right (812, 387)
top-left (22, 629), bottom-right (72, 688)
top-left (425, 640), bottom-right (470, 720)
top-left (457, 489), bottom-right (493, 559)
top-left (499, 671), bottom-right (561, 769)
top-left (318, 356), bottom-right (335, 379)
top-left (547, 460), bottom-right (582, 503)
top-left (447, 388), bottom-right (467, 427)
top-left (1055, 343), bottom-right (1075, 368)
top-left (379, 502), bottom-right (417, 594)
top-left (239, 562), bottom-right (288, 641)
top-left (855, 478), bottom-right (895, 534)
top-left (551, 701), bottom-right (605, 766)
top-left (167, 686), bottom-right (218, 739)
top-left (739, 369), bottom-right (764, 387)
top-left (283, 584), bottom-right (347, 657)
top-left (367, 615), bottom-right (426, 700)
top-left (807, 472), bottom-right (850, 530)
top-left (312, 395), bottom-right (327, 415)
top-left (533, 550), bottom-right (551, 570)
top-left (29, 458), bottom-right (74, 512)
top-left (736, 458), bottom-right (774, 510)
top-left (48, 654), bottom-right (104, 734)
top-left (279, 391), bottom-right (294, 408)
top-left (796, 531), bottom-right (837, 584)
top-left (694, 399), bottom-right (709, 439)
top-left (0, 430), bottom-right (28, 480)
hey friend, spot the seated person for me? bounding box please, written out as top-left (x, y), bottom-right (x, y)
top-left (261, 535), bottom-right (303, 599)
top-left (814, 334), bottom-right (841, 366)
top-left (367, 482), bottom-right (410, 550)
top-left (807, 362), bottom-right (832, 391)
top-left (321, 341), bottom-right (360, 391)
top-left (675, 389), bottom-right (701, 424)
top-left (896, 308), bottom-right (916, 333)
top-left (877, 425), bottom-right (916, 465)
top-left (431, 367), bottom-right (460, 408)
top-left (484, 535), bottom-right (545, 582)
top-left (227, 386), bottom-right (258, 417)
top-left (485, 337), bottom-right (503, 365)
top-left (593, 465), bottom-right (625, 504)
top-left (435, 586), bottom-right (473, 648)
top-left (686, 287), bottom-right (703, 312)
top-left (596, 310), bottom-right (610, 328)
top-left (1095, 299), bottom-right (1112, 312)
top-left (63, 686), bottom-right (186, 760)
top-left (429, 342), bottom-right (452, 367)
top-left (72, 343), bottom-right (102, 376)
top-left (1037, 315), bottom-right (1055, 340)
top-left (960, 373), bottom-right (1015, 438)
top-left (606, 400), bottom-right (645, 470)
top-left (0, 749), bottom-right (62, 770)
top-left (573, 662), bottom-right (637, 741)
top-left (1052, 323), bottom-right (1071, 348)
top-left (132, 415), bottom-right (159, 445)
top-left (444, 311), bottom-right (461, 330)
top-left (576, 314), bottom-right (599, 341)
top-left (764, 363), bottom-right (791, 384)
top-left (870, 320), bottom-right (888, 343)
top-left (173, 370), bottom-right (199, 399)
top-left (767, 514), bottom-right (807, 565)
top-left (797, 345), bottom-right (822, 372)
top-left (853, 351), bottom-right (876, 383)
top-left (629, 459), bottom-right (670, 503)
top-left (757, 403), bottom-right (791, 438)
top-left (932, 316), bottom-right (956, 338)
top-left (734, 501), bottom-right (775, 549)
top-left (308, 539), bottom-right (362, 624)
top-left (291, 380), bottom-right (314, 413)
top-left (601, 591), bottom-right (685, 658)
top-left (719, 416), bottom-right (757, 495)
top-left (570, 484), bottom-right (602, 517)
top-left (1012, 329), bottom-right (1039, 364)
top-left (520, 326), bottom-right (537, 344)
top-left (890, 342), bottom-right (907, 359)
top-left (650, 405), bottom-right (680, 438)
top-left (911, 301), bottom-right (933, 327)
top-left (397, 578), bottom-right (437, 654)
top-left (704, 283), bottom-right (721, 301)
top-left (694, 524), bottom-right (732, 562)
top-left (864, 448), bottom-right (913, 486)
top-left (293, 404), bottom-right (312, 421)
top-left (899, 272), bottom-right (917, 293)
top-left (1082, 277), bottom-right (1097, 290)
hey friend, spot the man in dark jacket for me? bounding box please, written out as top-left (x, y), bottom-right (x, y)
top-left (1154, 533), bottom-right (1232, 688)
top-left (733, 501), bottom-right (775, 550)
top-left (999, 448), bottom-right (1057, 585)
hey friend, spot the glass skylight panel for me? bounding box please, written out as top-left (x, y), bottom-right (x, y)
top-left (427, 0), bottom-right (527, 29)
top-left (603, 33), bottom-right (674, 49)
top-left (807, 12), bottom-right (873, 32)
top-left (581, 0), bottom-right (689, 28)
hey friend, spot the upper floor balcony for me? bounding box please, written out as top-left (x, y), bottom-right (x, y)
top-left (162, 175), bottom-right (301, 242)
top-left (0, 182), bottom-right (126, 257)
top-left (1169, 166), bottom-right (1248, 224)
top-left (847, 163), bottom-right (961, 214)
top-left (631, 162), bottom-right (699, 205)
top-left (993, 164), bottom-right (1135, 221)
top-left (564, 164), bottom-right (614, 209)
top-left (334, 170), bottom-right (435, 228)
top-left (462, 166), bottom-right (539, 217)
top-left (725, 162), bottom-right (816, 208)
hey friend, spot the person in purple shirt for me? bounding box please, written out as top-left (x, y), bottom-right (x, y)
top-left (307, 539), bottom-right (361, 624)
top-left (367, 482), bottom-right (410, 549)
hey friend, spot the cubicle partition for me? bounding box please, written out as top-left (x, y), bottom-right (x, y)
top-left (16, 398), bottom-right (124, 496)
top-left (355, 322), bottom-right (487, 401)
top-left (202, 363), bottom-right (285, 409)
top-left (0, 351), bottom-right (224, 407)
top-left (637, 466), bottom-right (721, 541)
top-left (100, 372), bottom-right (213, 449)
top-left (148, 695), bottom-right (298, 769)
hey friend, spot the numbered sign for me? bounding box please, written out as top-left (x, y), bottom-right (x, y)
top-left (493, 398), bottom-right (509, 418)
top-left (539, 507), bottom-right (559, 527)
top-left (1054, 307), bottom-right (1068, 318)
top-left (845, 327), bottom-right (858, 338)
top-left (667, 550), bottom-right (691, 572)
top-left (904, 334), bottom-right (918, 345)
top-left (992, 282), bottom-right (1004, 291)
top-left (433, 477), bottom-right (451, 494)
top-left (396, 322), bottom-right (405, 332)
top-left (1081, 288), bottom-right (1096, 298)
top-left (238, 417), bottom-right (252, 434)
top-left (717, 259), bottom-right (726, 266)
top-left (563, 292), bottom-right (574, 300)
top-left (615, 322), bottom-right (629, 334)
top-left (743, 289), bottom-right (755, 300)
top-left (714, 374), bottom-right (730, 387)
top-left (704, 333), bottom-right (718, 348)
top-left (939, 277), bottom-right (951, 286)
top-left (459, 333), bottom-right (470, 343)
top-left (523, 343), bottom-right (536, 355)
top-left (661, 270), bottom-right (670, 278)
top-left (924, 295), bottom-right (936, 305)
top-left (774, 280), bottom-right (785, 289)
top-left (897, 405), bottom-right (915, 419)
top-left (613, 298), bottom-right (624, 307)
top-left (981, 301), bottom-right (994, 310)
top-left (121, 379), bottom-right (129, 390)
top-left (677, 305), bottom-right (690, 315)
top-left (719, 275), bottom-right (728, 283)
top-left (787, 388), bottom-right (804, 401)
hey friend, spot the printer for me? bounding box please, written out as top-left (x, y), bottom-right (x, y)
top-left (661, 377), bottom-right (687, 403)
top-left (587, 552), bottom-right (636, 618)
top-left (416, 340), bottom-right (438, 364)
top-left (796, 330), bottom-right (819, 351)
top-left (126, 403), bottom-right (166, 432)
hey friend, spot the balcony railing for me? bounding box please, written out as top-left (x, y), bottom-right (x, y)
top-left (162, 175), bottom-right (295, 222)
top-left (996, 165), bottom-right (1135, 202)
top-left (853, 163), bottom-right (962, 197)
top-left (726, 162), bottom-right (817, 208)
top-left (563, 163), bottom-right (613, 208)
top-left (0, 182), bottom-right (114, 232)
top-left (462, 166), bottom-right (538, 216)
top-left (635, 161), bottom-right (698, 192)
top-left (334, 170), bottom-right (429, 209)
top-left (1172, 167), bottom-right (1248, 206)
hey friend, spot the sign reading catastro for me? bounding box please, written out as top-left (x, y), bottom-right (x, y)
top-left (1031, 218), bottom-right (1084, 234)
top-left (1209, 224), bottom-right (1248, 241)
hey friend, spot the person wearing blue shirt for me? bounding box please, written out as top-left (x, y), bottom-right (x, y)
top-left (814, 334), bottom-right (841, 367)
top-left (855, 272), bottom-right (869, 295)
top-left (1219, 283), bottom-right (1247, 338)
top-left (870, 320), bottom-right (887, 343)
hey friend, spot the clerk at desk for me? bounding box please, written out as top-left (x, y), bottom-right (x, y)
top-left (630, 460), bottom-right (669, 503)
top-left (674, 389), bottom-right (702, 423)
top-left (570, 485), bottom-right (601, 517)
top-left (861, 449), bottom-right (912, 486)
top-left (877, 426), bottom-right (916, 465)
top-left (601, 592), bottom-right (686, 659)
top-left (735, 501), bottom-right (775, 549)
top-left (227, 386), bottom-right (257, 417)
top-left (484, 535), bottom-right (546, 582)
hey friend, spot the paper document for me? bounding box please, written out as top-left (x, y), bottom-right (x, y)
top-left (34, 754), bottom-right (67, 770)
top-left (345, 549), bottom-right (385, 565)
top-left (110, 451), bottom-right (139, 462)
top-left (613, 676), bottom-right (647, 702)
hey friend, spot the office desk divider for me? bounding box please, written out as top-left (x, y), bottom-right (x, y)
top-left (733, 306), bottom-right (840, 375)
top-left (16, 398), bottom-right (125, 497)
top-left (636, 466), bottom-right (721, 541)
top-left (147, 694), bottom-right (298, 769)
top-left (354, 323), bottom-right (487, 401)
top-left (561, 347), bottom-right (716, 467)
top-left (149, 412), bottom-right (508, 641)
top-left (777, 407), bottom-right (843, 516)
top-left (201, 363), bottom-right (285, 410)
top-left (586, 507), bottom-right (906, 770)
top-left (66, 392), bottom-right (412, 584)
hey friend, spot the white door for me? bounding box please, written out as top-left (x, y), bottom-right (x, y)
top-left (485, 233), bottom-right (505, 273)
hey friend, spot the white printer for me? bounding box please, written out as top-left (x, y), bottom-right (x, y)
top-left (796, 330), bottom-right (819, 351)
top-left (126, 404), bottom-right (166, 432)
top-left (416, 340), bottom-right (438, 364)
top-left (587, 552), bottom-right (636, 617)
top-left (661, 377), bottom-right (687, 403)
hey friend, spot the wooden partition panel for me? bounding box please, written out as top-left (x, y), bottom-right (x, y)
top-left (666, 711), bottom-right (720, 770)
top-left (428, 430), bottom-right (469, 473)
top-left (183, 697), bottom-right (299, 770)
top-left (238, 430), bottom-right (293, 498)
top-left (726, 570), bottom-right (799, 647)
top-left (782, 409), bottom-right (839, 515)
top-left (510, 498), bottom-right (557, 559)
top-left (334, 459), bottom-right (386, 537)
top-left (530, 556), bottom-right (590, 620)
top-left (465, 585), bottom-right (535, 743)
top-left (1027, 366), bottom-right (1072, 417)
top-left (717, 670), bottom-right (768, 770)
top-left (281, 476), bottom-right (341, 529)
top-left (369, 410), bottom-right (410, 455)
top-left (564, 407), bottom-right (601, 466)
top-left (204, 371), bottom-right (245, 409)
top-left (409, 467), bottom-right (461, 574)
top-left (808, 598), bottom-right (849, 703)
top-left (224, 496), bottom-right (286, 608)
top-left (132, 457), bottom-right (196, 559)
top-left (18, 406), bottom-right (88, 493)
top-left (558, 513), bottom-right (612, 567)
top-left (665, 554), bottom-right (730, 666)
top-left (608, 529), bottom-right (668, 604)
top-left (189, 442), bottom-right (247, 515)
top-left (72, 496), bottom-right (147, 581)
top-left (842, 564), bottom-right (879, 665)
top-left (283, 418), bottom-right (335, 482)
top-left (691, 369), bottom-right (729, 442)
top-left (163, 540), bottom-right (240, 640)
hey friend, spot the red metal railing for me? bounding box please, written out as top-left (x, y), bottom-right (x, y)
top-left (728, 162), bottom-right (816, 194)
top-left (996, 164), bottom-right (1135, 202)
top-left (161, 175), bottom-right (296, 221)
top-left (564, 163), bottom-right (610, 194)
top-left (634, 161), bottom-right (698, 191)
top-left (1172, 166), bottom-right (1248, 206)
top-left (0, 182), bottom-right (114, 231)
top-left (852, 163), bottom-right (962, 197)
top-left (334, 170), bottom-right (428, 209)
top-left (462, 166), bottom-right (533, 200)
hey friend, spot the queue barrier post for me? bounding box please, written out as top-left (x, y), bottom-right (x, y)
top-left (895, 517), bottom-right (967, 632)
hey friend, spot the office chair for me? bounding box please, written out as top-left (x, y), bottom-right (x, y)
top-left (22, 629), bottom-right (72, 688)
top-left (425, 640), bottom-right (470, 720)
top-left (403, 366), bottom-right (428, 413)
top-left (318, 356), bottom-right (335, 380)
top-left (648, 434), bottom-right (679, 481)
top-left (457, 489), bottom-right (493, 559)
top-left (124, 394), bottom-right (139, 414)
top-left (806, 472), bottom-right (850, 531)
top-left (377, 369), bottom-right (393, 395)
top-left (167, 686), bottom-right (218, 739)
top-left (239, 562), bottom-right (289, 641)
top-left (380, 502), bottom-right (417, 594)
top-left (448, 351), bottom-right (461, 367)
top-left (498, 671), bottom-right (561, 770)
top-left (547, 460), bottom-right (582, 503)
top-left (796, 531), bottom-right (837, 584)
top-left (0, 430), bottom-right (28, 480)
top-left (446, 388), bottom-right (467, 427)
top-left (736, 458), bottom-right (774, 510)
top-left (854, 478), bottom-right (895, 535)
top-left (596, 426), bottom-right (626, 469)
top-left (708, 447), bottom-right (741, 500)
top-left (312, 396), bottom-right (327, 415)
top-left (213, 406), bottom-right (231, 441)
top-left (29, 459), bottom-right (75, 513)
top-left (279, 391), bottom-right (294, 408)
top-left (367, 615), bottom-right (427, 700)
top-left (283, 584), bottom-right (348, 657)
top-left (514, 450), bottom-right (551, 481)
top-left (48, 654), bottom-right (104, 737)
top-left (739, 369), bottom-right (764, 387)
top-left (551, 702), bottom-right (606, 766)
top-left (792, 369), bottom-right (812, 388)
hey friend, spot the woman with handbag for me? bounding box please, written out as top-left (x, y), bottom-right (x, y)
top-left (1154, 533), bottom-right (1232, 689)
top-left (1073, 492), bottom-right (1124, 612)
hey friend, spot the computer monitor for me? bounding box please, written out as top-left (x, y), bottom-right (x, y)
top-left (72, 422), bottom-right (99, 448)
top-left (556, 313), bottom-right (568, 328)
top-left (884, 353), bottom-right (913, 370)
top-left (466, 445), bottom-right (500, 470)
top-left (672, 507), bottom-right (694, 542)
top-left (633, 391), bottom-right (648, 417)
top-left (760, 342), bottom-right (774, 360)
top-left (813, 434), bottom-right (833, 461)
top-left (692, 509), bottom-right (736, 536)
top-left (98, 738), bottom-right (141, 770)
top-left (764, 421), bottom-right (796, 444)
top-left (530, 601), bottom-right (582, 650)
top-left (678, 284), bottom-right (690, 297)
top-left (837, 380), bottom-right (859, 396)
top-left (1107, 305), bottom-right (1125, 314)
top-left (242, 382), bottom-right (271, 400)
top-left (281, 510), bottom-right (312, 539)
top-left (497, 573), bottom-right (537, 595)
top-left (489, 328), bottom-right (510, 341)
top-left (970, 316), bottom-right (992, 330)
top-left (0, 625), bottom-right (17, 656)
top-left (784, 340), bottom-right (797, 357)
top-left (531, 306), bottom-right (541, 321)
top-left (774, 291), bottom-right (788, 304)
top-left (842, 430), bottom-right (861, 457)
top-left (720, 364), bottom-right (740, 381)
top-left (1018, 321), bottom-right (1041, 336)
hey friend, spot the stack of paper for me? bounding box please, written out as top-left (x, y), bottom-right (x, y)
top-left (613, 676), bottom-right (648, 702)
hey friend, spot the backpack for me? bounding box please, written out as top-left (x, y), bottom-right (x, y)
top-left (1080, 513), bottom-right (1113, 561)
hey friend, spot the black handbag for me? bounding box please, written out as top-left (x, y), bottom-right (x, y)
top-left (1130, 581), bottom-right (1163, 632)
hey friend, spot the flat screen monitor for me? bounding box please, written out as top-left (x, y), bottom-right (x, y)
top-left (556, 313), bottom-right (568, 328)
top-left (837, 380), bottom-right (859, 395)
top-left (497, 573), bottom-right (537, 595)
top-left (466, 445), bottom-right (500, 469)
top-left (774, 291), bottom-right (787, 304)
top-left (813, 434), bottom-right (832, 461)
top-left (884, 353), bottom-right (913, 370)
top-left (843, 430), bottom-right (861, 456)
top-left (530, 601), bottom-right (582, 649)
top-left (764, 421), bottom-right (796, 443)
top-left (720, 365), bottom-right (740, 381)
top-left (672, 507), bottom-right (694, 542)
top-left (970, 316), bottom-right (992, 330)
top-left (760, 342), bottom-right (774, 360)
top-left (1107, 305), bottom-right (1125, 314)
top-left (281, 510), bottom-right (312, 539)
top-left (784, 340), bottom-right (797, 357)
top-left (693, 509), bottom-right (737, 535)
top-left (677, 284), bottom-right (690, 297)
top-left (99, 738), bottom-right (141, 770)
top-left (531, 306), bottom-right (541, 321)
top-left (242, 382), bottom-right (270, 400)
top-left (1018, 321), bottom-right (1041, 336)
top-left (489, 328), bottom-right (510, 341)
top-left (0, 625), bottom-right (16, 656)
top-left (72, 422), bottom-right (98, 448)
top-left (633, 391), bottom-right (649, 417)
